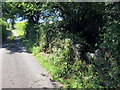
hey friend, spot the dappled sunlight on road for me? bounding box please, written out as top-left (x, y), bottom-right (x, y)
top-left (1, 30), bottom-right (63, 88)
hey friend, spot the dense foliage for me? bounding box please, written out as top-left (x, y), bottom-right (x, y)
top-left (2, 2), bottom-right (120, 88)
top-left (0, 19), bottom-right (8, 40)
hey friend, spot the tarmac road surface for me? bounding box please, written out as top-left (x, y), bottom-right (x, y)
top-left (1, 30), bottom-right (63, 88)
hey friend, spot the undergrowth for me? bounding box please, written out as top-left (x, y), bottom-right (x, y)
top-left (15, 21), bottom-right (120, 88)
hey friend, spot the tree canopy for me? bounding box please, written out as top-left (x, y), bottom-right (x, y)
top-left (2, 2), bottom-right (120, 88)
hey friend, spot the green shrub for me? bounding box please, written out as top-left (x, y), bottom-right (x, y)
top-left (32, 46), bottom-right (41, 55)
top-left (101, 21), bottom-right (120, 64)
top-left (22, 19), bottom-right (120, 88)
top-left (99, 21), bottom-right (120, 88)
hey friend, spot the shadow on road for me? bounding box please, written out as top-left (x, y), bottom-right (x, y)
top-left (2, 30), bottom-right (64, 88)
top-left (2, 31), bottom-right (30, 54)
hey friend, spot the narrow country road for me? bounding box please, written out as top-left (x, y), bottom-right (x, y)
top-left (1, 30), bottom-right (62, 88)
